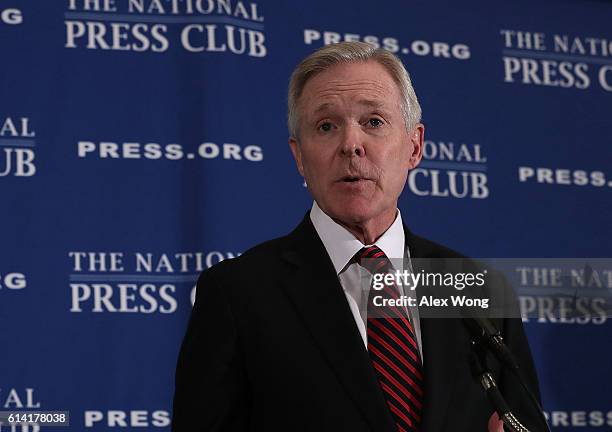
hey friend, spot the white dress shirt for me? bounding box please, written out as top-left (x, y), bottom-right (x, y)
top-left (309, 201), bottom-right (423, 359)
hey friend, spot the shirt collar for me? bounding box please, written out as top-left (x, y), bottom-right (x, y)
top-left (309, 201), bottom-right (405, 275)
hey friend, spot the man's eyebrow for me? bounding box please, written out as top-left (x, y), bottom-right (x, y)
top-left (313, 102), bottom-right (333, 114)
top-left (356, 99), bottom-right (386, 109)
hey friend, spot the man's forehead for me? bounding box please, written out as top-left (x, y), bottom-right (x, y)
top-left (312, 99), bottom-right (389, 114)
top-left (299, 62), bottom-right (401, 113)
top-left (305, 77), bottom-right (395, 101)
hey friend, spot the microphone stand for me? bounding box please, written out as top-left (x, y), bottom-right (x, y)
top-left (464, 318), bottom-right (551, 432)
top-left (469, 342), bottom-right (531, 432)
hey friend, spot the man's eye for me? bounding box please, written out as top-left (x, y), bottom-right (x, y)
top-left (318, 122), bottom-right (333, 132)
top-left (368, 118), bottom-right (384, 128)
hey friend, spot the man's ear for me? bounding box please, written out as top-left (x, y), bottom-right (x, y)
top-left (407, 123), bottom-right (425, 170)
top-left (288, 137), bottom-right (305, 177)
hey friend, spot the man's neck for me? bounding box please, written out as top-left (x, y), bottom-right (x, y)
top-left (331, 208), bottom-right (398, 245)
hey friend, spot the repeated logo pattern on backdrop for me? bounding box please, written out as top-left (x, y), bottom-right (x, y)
top-left (1, 1), bottom-right (611, 430)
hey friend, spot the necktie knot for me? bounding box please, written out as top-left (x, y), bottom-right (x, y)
top-left (356, 245), bottom-right (392, 274)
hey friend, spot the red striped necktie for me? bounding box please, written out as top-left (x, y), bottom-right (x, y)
top-left (357, 246), bottom-right (424, 432)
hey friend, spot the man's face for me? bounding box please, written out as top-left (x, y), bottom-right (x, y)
top-left (289, 60), bottom-right (424, 227)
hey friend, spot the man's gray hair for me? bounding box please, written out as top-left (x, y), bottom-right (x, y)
top-left (287, 41), bottom-right (422, 138)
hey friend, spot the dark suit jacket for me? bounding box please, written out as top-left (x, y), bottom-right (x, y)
top-left (172, 214), bottom-right (543, 431)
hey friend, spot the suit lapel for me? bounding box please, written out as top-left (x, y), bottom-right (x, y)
top-left (406, 227), bottom-right (462, 432)
top-left (281, 215), bottom-right (397, 432)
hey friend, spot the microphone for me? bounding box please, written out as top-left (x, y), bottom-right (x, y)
top-left (463, 317), bottom-right (519, 371)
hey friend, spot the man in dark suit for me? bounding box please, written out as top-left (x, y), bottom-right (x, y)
top-left (172, 42), bottom-right (543, 432)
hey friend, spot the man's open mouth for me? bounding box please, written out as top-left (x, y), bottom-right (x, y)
top-left (342, 176), bottom-right (366, 183)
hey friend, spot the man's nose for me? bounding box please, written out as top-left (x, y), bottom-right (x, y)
top-left (340, 124), bottom-right (365, 157)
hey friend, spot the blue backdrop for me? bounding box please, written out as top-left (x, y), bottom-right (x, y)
top-left (1, 0), bottom-right (611, 430)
